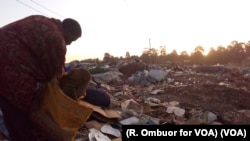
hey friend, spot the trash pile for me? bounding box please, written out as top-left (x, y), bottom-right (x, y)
top-left (70, 59), bottom-right (250, 141)
top-left (1, 59), bottom-right (250, 141)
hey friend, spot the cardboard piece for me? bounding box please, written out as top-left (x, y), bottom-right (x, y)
top-left (78, 100), bottom-right (121, 119)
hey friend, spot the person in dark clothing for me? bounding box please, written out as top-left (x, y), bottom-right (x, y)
top-left (0, 15), bottom-right (82, 141)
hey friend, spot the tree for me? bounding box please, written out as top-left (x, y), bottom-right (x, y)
top-left (141, 47), bottom-right (158, 64)
top-left (194, 46), bottom-right (205, 53)
top-left (179, 51), bottom-right (189, 62)
top-left (159, 46), bottom-right (167, 56)
top-left (167, 49), bottom-right (178, 62)
top-left (227, 41), bottom-right (245, 63)
top-left (125, 51), bottom-right (130, 58)
top-left (103, 52), bottom-right (114, 62)
top-left (190, 46), bottom-right (205, 64)
top-left (245, 41), bottom-right (250, 57)
top-left (216, 46), bottom-right (228, 64)
top-left (206, 47), bottom-right (217, 64)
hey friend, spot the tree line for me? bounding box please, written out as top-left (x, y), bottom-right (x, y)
top-left (82, 40), bottom-right (250, 66)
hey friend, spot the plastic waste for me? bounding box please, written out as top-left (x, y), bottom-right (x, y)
top-left (148, 69), bottom-right (167, 81)
top-left (89, 128), bottom-right (111, 141)
top-left (100, 124), bottom-right (121, 137)
top-left (119, 116), bottom-right (140, 125)
top-left (145, 97), bottom-right (161, 104)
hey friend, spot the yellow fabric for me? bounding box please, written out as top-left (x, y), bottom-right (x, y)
top-left (30, 77), bottom-right (93, 141)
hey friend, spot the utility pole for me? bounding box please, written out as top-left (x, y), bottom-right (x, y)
top-left (149, 38), bottom-right (151, 64)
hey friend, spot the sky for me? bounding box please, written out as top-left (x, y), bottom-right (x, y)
top-left (1, 0), bottom-right (250, 63)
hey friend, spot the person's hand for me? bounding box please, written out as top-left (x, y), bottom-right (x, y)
top-left (61, 67), bottom-right (67, 76)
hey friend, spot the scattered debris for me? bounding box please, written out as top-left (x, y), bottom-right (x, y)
top-left (2, 59), bottom-right (250, 141)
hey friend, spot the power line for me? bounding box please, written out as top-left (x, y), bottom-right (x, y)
top-left (30, 0), bottom-right (65, 18)
top-left (16, 0), bottom-right (49, 16)
top-left (16, 0), bottom-right (65, 18)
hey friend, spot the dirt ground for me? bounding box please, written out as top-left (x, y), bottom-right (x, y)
top-left (157, 73), bottom-right (250, 124)
top-left (108, 71), bottom-right (250, 125)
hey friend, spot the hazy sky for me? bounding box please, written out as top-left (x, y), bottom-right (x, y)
top-left (1, 0), bottom-right (250, 63)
